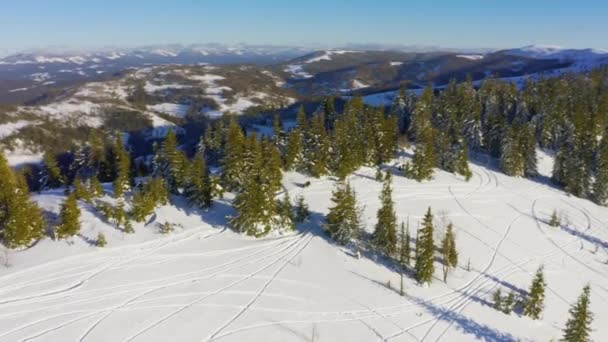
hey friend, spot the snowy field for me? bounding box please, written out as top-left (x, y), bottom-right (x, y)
top-left (0, 154), bottom-right (607, 341)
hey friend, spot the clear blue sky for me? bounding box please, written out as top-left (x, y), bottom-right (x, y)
top-left (1, 0), bottom-right (607, 53)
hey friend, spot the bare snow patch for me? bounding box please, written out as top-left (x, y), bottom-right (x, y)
top-left (144, 81), bottom-right (191, 94)
top-left (457, 54), bottom-right (485, 60)
top-left (147, 103), bottom-right (190, 118)
top-left (284, 64), bottom-right (313, 79)
top-left (0, 121), bottom-right (31, 139)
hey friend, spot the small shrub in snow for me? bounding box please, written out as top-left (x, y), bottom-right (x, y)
top-left (96, 233), bottom-right (107, 247)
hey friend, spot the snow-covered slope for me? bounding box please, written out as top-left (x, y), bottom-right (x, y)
top-left (0, 152), bottom-right (606, 341)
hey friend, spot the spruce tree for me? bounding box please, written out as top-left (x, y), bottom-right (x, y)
top-left (493, 289), bottom-right (503, 311)
top-left (295, 195), bottom-right (310, 223)
top-left (561, 284), bottom-right (593, 342)
top-left (441, 223), bottom-right (458, 282)
top-left (96, 232), bottom-right (107, 247)
top-left (593, 130), bottom-right (608, 205)
top-left (415, 207), bottom-right (436, 284)
top-left (409, 127), bottom-right (437, 181)
top-left (284, 128), bottom-right (304, 171)
top-left (112, 135), bottom-right (131, 198)
top-left (153, 129), bottom-right (188, 193)
top-left (222, 117), bottom-right (246, 190)
top-left (503, 291), bottom-right (516, 314)
top-left (276, 193), bottom-right (296, 231)
top-left (399, 221), bottom-right (411, 267)
top-left (523, 266), bottom-right (546, 320)
top-left (39, 152), bottom-right (64, 190)
top-left (185, 153), bottom-right (213, 209)
top-left (0, 160), bottom-right (46, 248)
top-left (56, 193), bottom-right (81, 240)
top-left (373, 172), bottom-right (397, 255)
top-left (325, 182), bottom-right (362, 245)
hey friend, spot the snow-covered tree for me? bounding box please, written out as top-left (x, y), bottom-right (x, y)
top-left (325, 182), bottom-right (362, 245)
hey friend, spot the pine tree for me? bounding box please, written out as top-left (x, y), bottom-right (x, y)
top-left (373, 173), bottom-right (397, 255)
top-left (0, 159), bottom-right (46, 248)
top-left (56, 193), bottom-right (81, 240)
top-left (295, 195), bottom-right (310, 223)
top-left (524, 266), bottom-right (546, 320)
top-left (549, 210), bottom-right (561, 227)
top-left (561, 284), bottom-right (593, 342)
top-left (415, 207), bottom-right (436, 284)
top-left (307, 113), bottom-right (331, 177)
top-left (185, 153), bottom-right (213, 208)
top-left (112, 135), bottom-right (131, 198)
top-left (221, 117), bottom-right (247, 189)
top-left (409, 127), bottom-right (437, 181)
top-left (153, 129), bottom-right (188, 193)
top-left (441, 223), bottom-right (458, 282)
top-left (131, 177), bottom-right (169, 222)
top-left (284, 128), bottom-right (304, 171)
top-left (593, 130), bottom-right (608, 205)
top-left (325, 182), bottom-right (362, 245)
top-left (276, 193), bottom-right (296, 231)
top-left (91, 177), bottom-right (104, 197)
top-left (73, 178), bottom-right (93, 203)
top-left (493, 289), bottom-right (503, 311)
top-left (500, 124), bottom-right (525, 176)
top-left (503, 291), bottom-right (516, 314)
top-left (39, 152), bottom-right (64, 190)
top-left (96, 232), bottom-right (107, 247)
top-left (399, 221), bottom-right (411, 267)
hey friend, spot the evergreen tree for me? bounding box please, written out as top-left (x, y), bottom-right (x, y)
top-left (295, 195), bottom-right (310, 223)
top-left (593, 130), bottom-right (608, 205)
top-left (112, 136), bottom-right (131, 198)
top-left (96, 232), bottom-right (107, 247)
top-left (415, 207), bottom-right (436, 284)
top-left (276, 193), bottom-right (296, 231)
top-left (130, 177), bottom-right (169, 222)
top-left (221, 117), bottom-right (246, 189)
top-left (441, 223), bottom-right (458, 282)
top-left (523, 266), bottom-right (546, 320)
top-left (500, 124), bottom-right (525, 176)
top-left (39, 152), bottom-right (64, 190)
top-left (561, 284), bottom-right (593, 342)
top-left (325, 182), bottom-right (362, 245)
top-left (284, 128), bottom-right (304, 171)
top-left (307, 113), bottom-right (331, 177)
top-left (185, 153), bottom-right (213, 208)
top-left (399, 221), bottom-right (411, 267)
top-left (73, 178), bottom-right (93, 203)
top-left (0, 159), bottom-right (46, 248)
top-left (409, 127), bottom-right (437, 181)
top-left (153, 129), bottom-right (188, 193)
top-left (503, 291), bottom-right (516, 314)
top-left (493, 289), bottom-right (503, 311)
top-left (549, 209), bottom-right (561, 227)
top-left (56, 193), bottom-right (81, 239)
top-left (373, 173), bottom-right (397, 255)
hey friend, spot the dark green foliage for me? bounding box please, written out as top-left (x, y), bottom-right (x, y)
top-left (185, 153), bottom-right (213, 209)
top-left (561, 284), bottom-right (593, 342)
top-left (130, 177), bottom-right (169, 223)
top-left (373, 173), bottom-right (397, 255)
top-left (96, 232), bottom-right (107, 247)
top-left (153, 129), bottom-right (188, 193)
top-left (549, 210), bottom-right (561, 227)
top-left (524, 266), bottom-right (546, 320)
top-left (441, 223), bottom-right (458, 282)
top-left (294, 195), bottom-right (310, 223)
top-left (112, 135), bottom-right (131, 198)
top-left (502, 291), bottom-right (516, 314)
top-left (56, 193), bottom-right (81, 240)
top-left (493, 289), bottom-right (503, 311)
top-left (415, 207), bottom-right (436, 284)
top-left (39, 152), bottom-right (64, 190)
top-left (399, 221), bottom-right (411, 267)
top-left (0, 155), bottom-right (46, 248)
top-left (325, 182), bottom-right (362, 245)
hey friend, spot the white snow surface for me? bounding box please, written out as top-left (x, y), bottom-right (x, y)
top-left (456, 54), bottom-right (485, 60)
top-left (147, 103), bottom-right (190, 118)
top-left (1, 152), bottom-right (607, 341)
top-left (0, 121), bottom-right (31, 139)
top-left (305, 50), bottom-right (356, 64)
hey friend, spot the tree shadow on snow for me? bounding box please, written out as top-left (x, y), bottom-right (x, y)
top-left (404, 293), bottom-right (519, 342)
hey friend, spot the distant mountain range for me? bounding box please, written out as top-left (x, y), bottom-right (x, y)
top-left (0, 44), bottom-right (607, 104)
